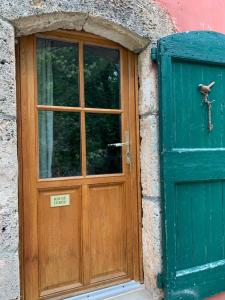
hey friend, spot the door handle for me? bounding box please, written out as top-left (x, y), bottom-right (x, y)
top-left (108, 131), bottom-right (131, 164)
top-left (108, 142), bottom-right (128, 147)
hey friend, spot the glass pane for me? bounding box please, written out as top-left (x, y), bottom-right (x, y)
top-left (84, 45), bottom-right (120, 109)
top-left (39, 111), bottom-right (81, 178)
top-left (86, 113), bottom-right (122, 175)
top-left (37, 38), bottom-right (79, 106)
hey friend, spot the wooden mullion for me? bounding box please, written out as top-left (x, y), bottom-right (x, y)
top-left (37, 105), bottom-right (82, 112)
top-left (84, 108), bottom-right (123, 114)
top-left (82, 184), bottom-right (90, 285)
top-left (37, 105), bottom-right (123, 114)
top-left (81, 111), bottom-right (87, 177)
top-left (79, 41), bottom-right (87, 177)
top-left (79, 41), bottom-right (85, 109)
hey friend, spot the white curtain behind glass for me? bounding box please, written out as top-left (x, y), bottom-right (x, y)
top-left (38, 39), bottom-right (54, 178)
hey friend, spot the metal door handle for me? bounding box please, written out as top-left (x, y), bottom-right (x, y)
top-left (107, 131), bottom-right (131, 164)
top-left (108, 142), bottom-right (128, 147)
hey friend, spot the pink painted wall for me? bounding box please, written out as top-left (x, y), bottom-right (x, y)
top-left (156, 0), bottom-right (225, 33)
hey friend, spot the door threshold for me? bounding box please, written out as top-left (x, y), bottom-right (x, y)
top-left (66, 281), bottom-right (143, 300)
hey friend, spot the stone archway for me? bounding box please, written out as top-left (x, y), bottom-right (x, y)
top-left (0, 1), bottom-right (174, 299)
top-left (1, 0), bottom-right (174, 50)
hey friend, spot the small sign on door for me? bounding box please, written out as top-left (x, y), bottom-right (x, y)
top-left (50, 194), bottom-right (70, 207)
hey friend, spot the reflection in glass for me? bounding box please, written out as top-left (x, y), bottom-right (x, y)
top-left (86, 113), bottom-right (122, 175)
top-left (39, 111), bottom-right (81, 178)
top-left (37, 38), bottom-right (79, 107)
top-left (84, 45), bottom-right (120, 109)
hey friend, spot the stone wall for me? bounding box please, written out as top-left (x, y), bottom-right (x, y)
top-left (139, 46), bottom-right (163, 299)
top-left (0, 1), bottom-right (175, 299)
top-left (0, 19), bottom-right (19, 300)
top-left (0, 0), bottom-right (174, 51)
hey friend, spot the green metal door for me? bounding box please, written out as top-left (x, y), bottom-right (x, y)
top-left (157, 31), bottom-right (225, 299)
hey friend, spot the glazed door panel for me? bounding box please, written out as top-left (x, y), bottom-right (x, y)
top-left (19, 31), bottom-right (141, 300)
top-left (158, 31), bottom-right (225, 299)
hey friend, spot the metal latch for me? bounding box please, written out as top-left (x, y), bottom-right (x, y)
top-left (198, 81), bottom-right (215, 132)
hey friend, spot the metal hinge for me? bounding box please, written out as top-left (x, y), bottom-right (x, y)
top-left (151, 47), bottom-right (158, 63)
top-left (157, 273), bottom-right (164, 289)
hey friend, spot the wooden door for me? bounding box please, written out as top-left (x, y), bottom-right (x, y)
top-left (18, 30), bottom-right (141, 300)
top-left (157, 31), bottom-right (225, 299)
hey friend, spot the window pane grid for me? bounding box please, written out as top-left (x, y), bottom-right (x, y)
top-left (37, 37), bottom-right (123, 179)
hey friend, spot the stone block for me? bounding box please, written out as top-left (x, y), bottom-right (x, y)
top-left (138, 45), bottom-right (158, 115)
top-left (140, 114), bottom-right (160, 198)
top-left (142, 199), bottom-right (163, 299)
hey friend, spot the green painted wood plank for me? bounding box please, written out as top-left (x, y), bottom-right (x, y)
top-left (158, 31), bottom-right (225, 299)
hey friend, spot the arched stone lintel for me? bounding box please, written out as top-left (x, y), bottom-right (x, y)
top-left (13, 12), bottom-right (149, 52)
top-left (0, 0), bottom-right (175, 52)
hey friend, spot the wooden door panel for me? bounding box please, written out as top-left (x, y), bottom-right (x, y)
top-left (19, 31), bottom-right (141, 300)
top-left (88, 183), bottom-right (128, 283)
top-left (38, 188), bottom-right (82, 296)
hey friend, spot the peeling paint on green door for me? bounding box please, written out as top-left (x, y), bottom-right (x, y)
top-left (157, 31), bottom-right (225, 299)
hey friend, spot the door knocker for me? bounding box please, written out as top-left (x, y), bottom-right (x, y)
top-left (198, 81), bottom-right (215, 132)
